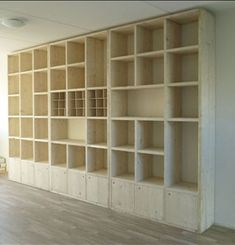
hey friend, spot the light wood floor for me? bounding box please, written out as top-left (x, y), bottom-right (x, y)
top-left (0, 175), bottom-right (234, 245)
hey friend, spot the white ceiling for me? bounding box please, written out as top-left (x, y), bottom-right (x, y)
top-left (0, 1), bottom-right (233, 53)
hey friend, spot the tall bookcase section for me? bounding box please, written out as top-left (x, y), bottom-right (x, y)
top-left (86, 31), bottom-right (109, 207)
top-left (8, 9), bottom-right (214, 233)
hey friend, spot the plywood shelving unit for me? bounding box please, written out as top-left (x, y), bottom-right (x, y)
top-left (8, 9), bottom-right (215, 233)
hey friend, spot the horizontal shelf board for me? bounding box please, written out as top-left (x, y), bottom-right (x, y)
top-left (167, 81), bottom-right (198, 87)
top-left (52, 163), bottom-right (67, 168)
top-left (20, 115), bottom-right (33, 118)
top-left (111, 117), bottom-right (164, 121)
top-left (8, 94), bottom-right (19, 97)
top-left (139, 177), bottom-right (164, 187)
top-left (21, 157), bottom-right (34, 161)
top-left (8, 136), bottom-right (20, 139)
top-left (67, 88), bottom-right (85, 92)
top-left (67, 62), bottom-right (85, 68)
top-left (69, 166), bottom-right (86, 172)
top-left (168, 118), bottom-right (199, 122)
top-left (167, 182), bottom-right (198, 194)
top-left (50, 65), bottom-right (66, 70)
top-left (112, 145), bottom-right (135, 152)
top-left (88, 142), bottom-right (107, 149)
top-left (35, 160), bottom-right (49, 164)
top-left (20, 137), bottom-right (34, 141)
top-left (111, 54), bottom-right (134, 62)
top-left (50, 89), bottom-right (67, 93)
top-left (8, 72), bottom-right (19, 76)
top-left (138, 147), bottom-right (164, 156)
top-left (87, 116), bottom-right (108, 120)
top-left (34, 116), bottom-right (49, 119)
top-left (34, 92), bottom-right (48, 95)
top-left (137, 50), bottom-right (164, 58)
top-left (33, 68), bottom-right (48, 72)
top-left (167, 45), bottom-right (198, 54)
top-left (8, 116), bottom-right (20, 118)
top-left (51, 139), bottom-right (85, 146)
top-left (88, 169), bottom-right (107, 177)
top-left (111, 84), bottom-right (164, 90)
top-left (35, 139), bottom-right (48, 142)
top-left (87, 86), bottom-right (107, 90)
top-left (20, 70), bottom-right (33, 75)
top-left (112, 174), bottom-right (134, 182)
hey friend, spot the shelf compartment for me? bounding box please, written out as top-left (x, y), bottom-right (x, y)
top-left (137, 19), bottom-right (164, 54)
top-left (136, 153), bottom-right (164, 186)
top-left (87, 147), bottom-right (107, 176)
top-left (20, 51), bottom-right (32, 72)
top-left (50, 42), bottom-right (66, 67)
top-left (136, 55), bottom-right (164, 86)
top-left (34, 71), bottom-right (48, 93)
top-left (68, 145), bottom-right (85, 171)
top-left (51, 118), bottom-right (85, 145)
top-left (51, 143), bottom-right (67, 167)
top-left (166, 14), bottom-right (199, 49)
top-left (34, 46), bottom-right (48, 70)
top-left (111, 87), bottom-right (164, 118)
top-left (168, 86), bottom-right (198, 119)
top-left (88, 89), bottom-right (107, 117)
top-left (67, 38), bottom-right (85, 65)
top-left (35, 118), bottom-right (48, 140)
top-left (167, 121), bottom-right (198, 191)
top-left (9, 138), bottom-right (20, 158)
top-left (8, 96), bottom-right (19, 116)
top-left (20, 73), bottom-right (33, 115)
top-left (111, 150), bottom-right (134, 181)
top-left (8, 75), bottom-right (19, 95)
top-left (21, 140), bottom-right (33, 160)
top-left (167, 51), bottom-right (198, 83)
top-left (34, 94), bottom-right (48, 116)
top-left (111, 120), bottom-right (134, 151)
top-left (111, 59), bottom-right (134, 87)
top-left (9, 118), bottom-right (20, 137)
top-left (87, 119), bottom-right (107, 147)
top-left (68, 91), bottom-right (85, 117)
top-left (87, 33), bottom-right (107, 87)
top-left (111, 25), bottom-right (134, 58)
top-left (35, 141), bottom-right (48, 163)
top-left (21, 118), bottom-right (33, 138)
top-left (68, 66), bottom-right (85, 89)
top-left (8, 54), bottom-right (19, 74)
top-left (50, 68), bottom-right (66, 91)
top-left (51, 92), bottom-right (66, 117)
top-left (137, 121), bottom-right (164, 155)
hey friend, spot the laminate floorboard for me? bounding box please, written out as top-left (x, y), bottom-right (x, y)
top-left (0, 175), bottom-right (234, 245)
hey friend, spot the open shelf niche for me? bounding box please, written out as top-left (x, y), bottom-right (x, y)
top-left (50, 42), bottom-right (66, 67)
top-left (21, 140), bottom-right (33, 160)
top-left (137, 120), bottom-right (164, 155)
top-left (136, 153), bottom-right (164, 186)
top-left (34, 94), bottom-right (48, 116)
top-left (51, 118), bottom-right (85, 145)
top-left (87, 119), bottom-right (107, 147)
top-left (9, 118), bottom-right (20, 137)
top-left (51, 143), bottom-right (67, 167)
top-left (35, 141), bottom-right (48, 163)
top-left (111, 120), bottom-right (134, 151)
top-left (111, 150), bottom-right (135, 181)
top-left (21, 118), bottom-right (33, 138)
top-left (34, 70), bottom-right (48, 93)
top-left (67, 37), bottom-right (85, 65)
top-left (87, 147), bottom-right (107, 176)
top-left (50, 68), bottom-right (66, 91)
top-left (87, 32), bottom-right (107, 87)
top-left (34, 46), bottom-right (48, 70)
top-left (111, 87), bottom-right (164, 118)
top-left (68, 145), bottom-right (85, 171)
top-left (9, 138), bottom-right (20, 158)
top-left (35, 118), bottom-right (48, 140)
top-left (8, 96), bottom-right (19, 116)
top-left (20, 51), bottom-right (32, 72)
top-left (20, 73), bottom-right (33, 116)
top-left (68, 66), bottom-right (85, 89)
top-left (8, 54), bottom-right (19, 74)
top-left (68, 91), bottom-right (85, 117)
top-left (51, 92), bottom-right (66, 116)
top-left (166, 121), bottom-right (198, 192)
top-left (88, 89), bottom-right (107, 117)
top-left (136, 19), bottom-right (164, 54)
top-left (8, 74), bottom-right (19, 95)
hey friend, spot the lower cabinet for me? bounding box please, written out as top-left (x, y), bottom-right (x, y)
top-left (87, 174), bottom-right (108, 207)
top-left (111, 179), bottom-right (134, 213)
top-left (8, 158), bottom-right (21, 182)
top-left (165, 189), bottom-right (198, 231)
top-left (51, 166), bottom-right (67, 194)
top-left (134, 184), bottom-right (164, 221)
top-left (21, 160), bottom-right (34, 186)
top-left (68, 170), bottom-right (86, 200)
top-left (34, 164), bottom-right (50, 191)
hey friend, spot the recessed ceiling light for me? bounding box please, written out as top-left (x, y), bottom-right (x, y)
top-left (1, 18), bottom-right (26, 28)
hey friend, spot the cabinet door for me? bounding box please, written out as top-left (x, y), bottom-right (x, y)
top-left (68, 170), bottom-right (86, 200)
top-left (111, 179), bottom-right (134, 213)
top-left (135, 185), bottom-right (163, 221)
top-left (8, 158), bottom-right (21, 182)
top-left (51, 167), bottom-right (67, 194)
top-left (165, 190), bottom-right (198, 231)
top-left (35, 164), bottom-right (49, 190)
top-left (21, 160), bottom-right (34, 186)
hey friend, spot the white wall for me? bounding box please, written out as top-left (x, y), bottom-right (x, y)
top-left (0, 53), bottom-right (8, 163)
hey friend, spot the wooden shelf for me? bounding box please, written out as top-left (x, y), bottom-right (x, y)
top-left (67, 38), bottom-right (85, 65)
top-left (168, 81), bottom-right (198, 87)
top-left (9, 138), bottom-right (20, 158)
top-left (8, 118), bottom-right (19, 137)
top-left (139, 176), bottom-right (164, 187)
top-left (113, 174), bottom-right (134, 182)
top-left (88, 89), bottom-right (107, 117)
top-left (34, 94), bottom-right (48, 116)
top-left (88, 168), bottom-right (107, 177)
top-left (68, 145), bottom-right (85, 170)
top-left (51, 143), bottom-right (67, 167)
top-left (21, 118), bottom-right (33, 138)
top-left (112, 145), bottom-right (135, 152)
top-left (51, 92), bottom-right (66, 117)
top-left (68, 91), bottom-right (85, 117)
top-left (34, 70), bottom-right (48, 93)
top-left (35, 141), bottom-right (48, 163)
top-left (8, 74), bottom-right (19, 95)
top-left (50, 68), bottom-right (66, 91)
top-left (50, 42), bottom-right (66, 67)
top-left (168, 182), bottom-right (198, 193)
top-left (35, 118), bottom-right (48, 140)
top-left (8, 54), bottom-right (19, 74)
top-left (68, 66), bottom-right (85, 89)
top-left (88, 119), bottom-right (107, 146)
top-left (21, 140), bottom-right (33, 160)
top-left (138, 147), bottom-right (164, 156)
top-left (20, 51), bottom-right (32, 72)
top-left (34, 46), bottom-right (48, 70)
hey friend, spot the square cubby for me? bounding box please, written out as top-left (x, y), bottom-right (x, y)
top-left (68, 145), bottom-right (86, 171)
